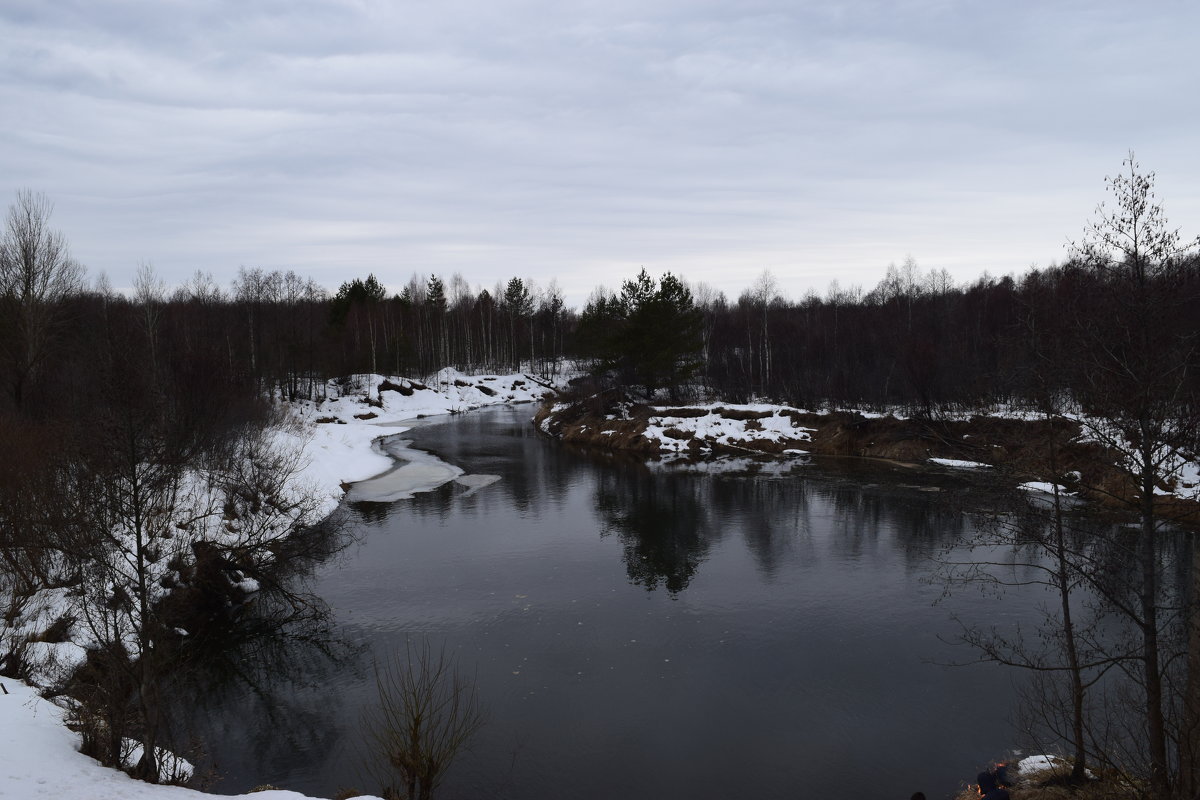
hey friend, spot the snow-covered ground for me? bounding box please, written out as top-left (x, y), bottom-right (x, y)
top-left (0, 369), bottom-right (553, 800)
top-left (0, 677), bottom-right (384, 800)
top-left (643, 403), bottom-right (814, 454)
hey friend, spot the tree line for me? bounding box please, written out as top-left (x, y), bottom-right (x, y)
top-left (2, 195), bottom-right (1196, 421)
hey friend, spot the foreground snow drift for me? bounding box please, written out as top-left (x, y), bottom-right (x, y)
top-left (0, 677), bottom-right (384, 800)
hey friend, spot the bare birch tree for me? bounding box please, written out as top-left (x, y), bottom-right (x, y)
top-left (0, 190), bottom-right (84, 409)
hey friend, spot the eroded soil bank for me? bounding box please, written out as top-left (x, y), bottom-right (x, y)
top-left (535, 390), bottom-right (1200, 520)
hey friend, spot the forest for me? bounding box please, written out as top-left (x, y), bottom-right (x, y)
top-left (4, 214), bottom-right (1198, 424)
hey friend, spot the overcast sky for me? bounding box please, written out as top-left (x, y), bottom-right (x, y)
top-left (2, 0), bottom-right (1197, 305)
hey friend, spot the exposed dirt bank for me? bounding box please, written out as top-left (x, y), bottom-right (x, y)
top-left (535, 391), bottom-right (1199, 522)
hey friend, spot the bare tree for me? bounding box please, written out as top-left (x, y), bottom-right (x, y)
top-left (0, 190), bottom-right (84, 409)
top-left (133, 263), bottom-right (167, 383)
top-left (939, 479), bottom-right (1119, 784)
top-left (364, 638), bottom-right (486, 800)
top-left (1060, 154), bottom-right (1200, 799)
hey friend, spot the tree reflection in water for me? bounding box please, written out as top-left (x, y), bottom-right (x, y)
top-left (590, 453), bottom-right (988, 594)
top-left (595, 462), bottom-right (716, 594)
top-left (165, 513), bottom-right (362, 786)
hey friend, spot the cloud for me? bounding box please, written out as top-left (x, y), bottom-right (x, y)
top-left (2, 0), bottom-right (1198, 305)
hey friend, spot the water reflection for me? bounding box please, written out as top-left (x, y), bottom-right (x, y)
top-left (391, 412), bottom-right (990, 593)
top-left (168, 516), bottom-right (361, 787)
top-left (595, 463), bottom-right (717, 594)
top-left (348, 500), bottom-right (390, 524)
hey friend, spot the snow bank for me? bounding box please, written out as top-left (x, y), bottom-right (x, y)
top-left (286, 369), bottom-right (552, 514)
top-left (0, 677), bottom-right (384, 800)
top-left (929, 457), bottom-right (992, 469)
top-left (1015, 753), bottom-right (1096, 781)
top-left (1016, 754), bottom-right (1065, 774)
top-left (644, 404), bottom-right (814, 454)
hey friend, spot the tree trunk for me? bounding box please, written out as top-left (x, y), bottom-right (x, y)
top-left (1141, 444), bottom-right (1170, 799)
top-left (1181, 538), bottom-right (1200, 799)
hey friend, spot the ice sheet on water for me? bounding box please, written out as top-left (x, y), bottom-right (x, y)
top-left (344, 440), bottom-right (464, 502)
top-left (454, 474), bottom-right (502, 497)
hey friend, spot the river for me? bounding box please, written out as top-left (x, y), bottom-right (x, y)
top-left (198, 405), bottom-right (1050, 799)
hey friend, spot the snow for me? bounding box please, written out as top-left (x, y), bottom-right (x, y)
top-left (0, 677), bottom-right (385, 800)
top-left (0, 369), bottom-right (553, 800)
top-left (642, 404), bottom-right (814, 454)
top-left (1069, 414), bottom-right (1200, 502)
top-left (1017, 754), bottom-right (1064, 774)
top-left (120, 742), bottom-right (194, 785)
top-left (1158, 458), bottom-right (1200, 500)
top-left (1015, 753), bottom-right (1096, 780)
top-left (20, 641), bottom-right (87, 689)
top-left (929, 457), bottom-right (992, 469)
top-left (820, 402), bottom-right (1049, 423)
top-left (286, 369), bottom-right (553, 515)
top-left (1018, 481), bottom-right (1073, 496)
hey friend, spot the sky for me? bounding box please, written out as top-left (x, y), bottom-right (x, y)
top-left (2, 0), bottom-right (1198, 307)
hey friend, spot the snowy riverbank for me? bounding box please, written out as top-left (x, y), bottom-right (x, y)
top-left (281, 369), bottom-right (555, 515)
top-left (0, 368), bottom-right (554, 800)
top-left (535, 392), bottom-right (1200, 506)
top-left (0, 676), bottom-right (381, 800)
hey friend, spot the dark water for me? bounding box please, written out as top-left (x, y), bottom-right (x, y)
top-left (202, 406), bottom-right (1049, 800)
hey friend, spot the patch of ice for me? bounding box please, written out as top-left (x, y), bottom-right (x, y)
top-left (343, 438), bottom-right (464, 502)
top-left (454, 474), bottom-right (502, 497)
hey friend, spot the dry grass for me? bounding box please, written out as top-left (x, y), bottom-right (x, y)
top-left (378, 379), bottom-right (414, 396)
top-left (712, 406), bottom-right (773, 421)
